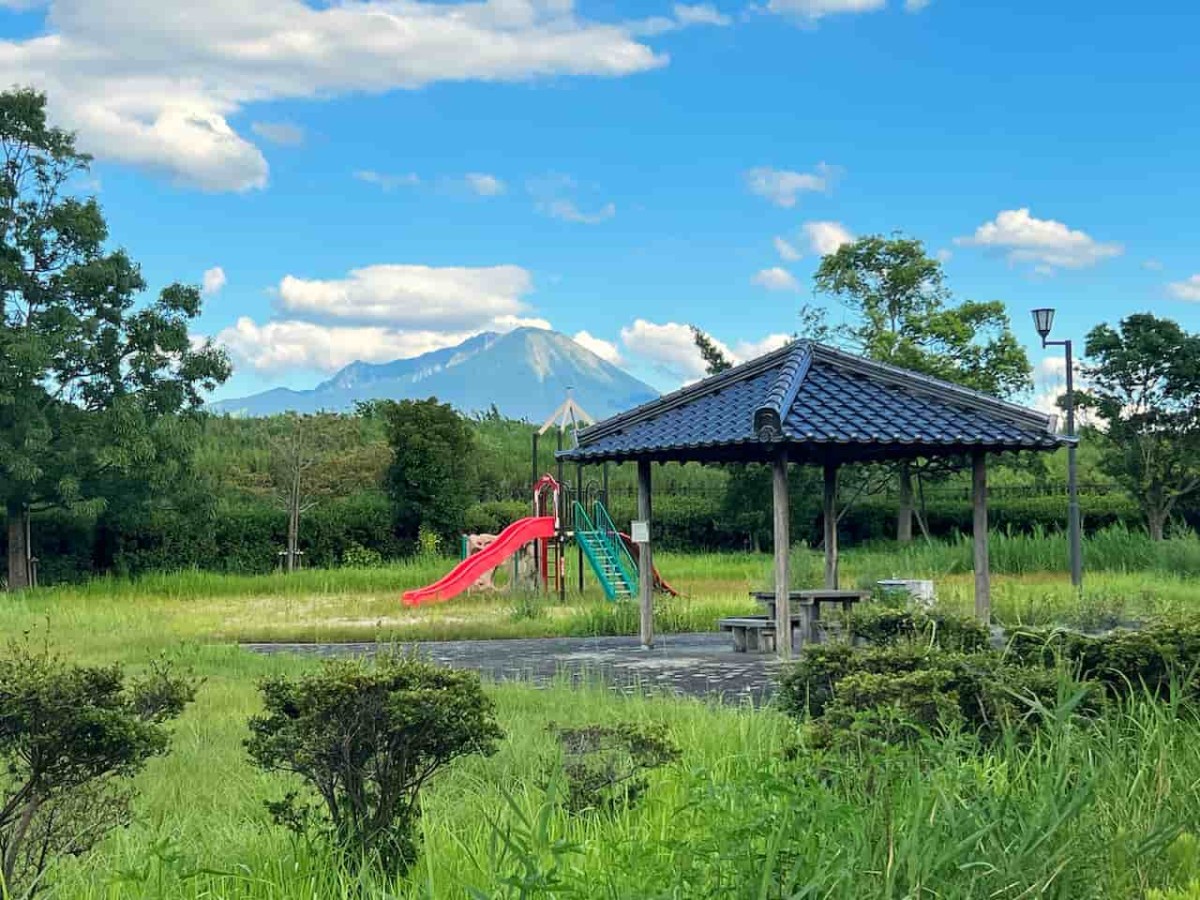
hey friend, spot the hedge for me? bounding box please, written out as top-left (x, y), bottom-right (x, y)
top-left (0, 486), bottom-right (1188, 584)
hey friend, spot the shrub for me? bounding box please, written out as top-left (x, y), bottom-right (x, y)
top-left (843, 606), bottom-right (991, 652)
top-left (1006, 618), bottom-right (1200, 698)
top-left (246, 653), bottom-right (504, 876)
top-left (551, 723), bottom-right (680, 813)
top-left (779, 644), bottom-right (1103, 752)
top-left (464, 500), bottom-right (529, 535)
top-left (341, 542), bottom-right (384, 568)
top-left (0, 645), bottom-right (196, 896)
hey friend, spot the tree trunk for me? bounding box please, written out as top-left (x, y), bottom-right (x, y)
top-left (897, 462), bottom-right (914, 543)
top-left (6, 502), bottom-right (31, 591)
top-left (286, 466), bottom-right (301, 573)
top-left (1147, 509), bottom-right (1167, 542)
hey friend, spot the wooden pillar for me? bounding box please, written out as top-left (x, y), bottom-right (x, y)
top-left (823, 461), bottom-right (839, 589)
top-left (637, 459), bottom-right (654, 648)
top-left (772, 449), bottom-right (792, 659)
top-left (973, 451), bottom-right (990, 622)
top-left (576, 462), bottom-right (584, 593)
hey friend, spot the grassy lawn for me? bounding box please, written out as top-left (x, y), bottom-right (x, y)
top-left (3, 542), bottom-right (1200, 897)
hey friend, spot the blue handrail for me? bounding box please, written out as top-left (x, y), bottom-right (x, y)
top-left (572, 501), bottom-right (623, 600)
top-left (592, 500), bottom-right (638, 593)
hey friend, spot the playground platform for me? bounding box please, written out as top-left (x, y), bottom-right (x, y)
top-left (242, 633), bottom-right (779, 703)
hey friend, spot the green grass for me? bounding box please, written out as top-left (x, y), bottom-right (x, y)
top-left (4, 542), bottom-right (1200, 897)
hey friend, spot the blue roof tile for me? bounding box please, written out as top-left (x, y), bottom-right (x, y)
top-left (559, 342), bottom-right (1069, 464)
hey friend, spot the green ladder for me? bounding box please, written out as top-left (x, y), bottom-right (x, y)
top-left (574, 501), bottom-right (638, 601)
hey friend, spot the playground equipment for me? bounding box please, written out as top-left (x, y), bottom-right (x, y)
top-left (401, 472), bottom-right (677, 606)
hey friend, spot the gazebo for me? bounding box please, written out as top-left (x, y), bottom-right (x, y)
top-left (558, 340), bottom-right (1072, 657)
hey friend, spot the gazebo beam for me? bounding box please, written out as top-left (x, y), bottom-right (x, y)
top-left (772, 448), bottom-right (791, 659)
top-left (973, 451), bottom-right (990, 622)
top-left (823, 461), bottom-right (839, 589)
top-left (637, 459), bottom-right (654, 648)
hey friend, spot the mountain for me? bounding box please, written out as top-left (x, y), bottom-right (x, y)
top-left (209, 328), bottom-right (659, 421)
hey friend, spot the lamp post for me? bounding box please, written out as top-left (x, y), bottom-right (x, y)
top-left (1032, 307), bottom-right (1082, 588)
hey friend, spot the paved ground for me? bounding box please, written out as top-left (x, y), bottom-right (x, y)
top-left (243, 632), bottom-right (782, 703)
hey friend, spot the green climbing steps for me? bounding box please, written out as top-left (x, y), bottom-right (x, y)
top-left (573, 501), bottom-right (638, 601)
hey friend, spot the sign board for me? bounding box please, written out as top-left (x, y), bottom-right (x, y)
top-left (630, 520), bottom-right (650, 543)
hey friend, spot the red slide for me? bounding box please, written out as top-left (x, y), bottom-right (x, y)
top-left (402, 517), bottom-right (557, 606)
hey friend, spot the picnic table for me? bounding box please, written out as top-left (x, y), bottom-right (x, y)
top-left (756, 590), bottom-right (872, 645)
top-left (719, 590), bottom-right (871, 653)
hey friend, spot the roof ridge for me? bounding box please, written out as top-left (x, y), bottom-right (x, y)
top-left (808, 343), bottom-right (1057, 433)
top-left (753, 343), bottom-right (813, 441)
top-left (577, 339), bottom-right (798, 443)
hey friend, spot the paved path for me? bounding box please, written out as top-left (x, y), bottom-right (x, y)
top-left (243, 633), bottom-right (782, 703)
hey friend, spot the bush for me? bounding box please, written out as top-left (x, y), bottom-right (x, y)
top-left (341, 542), bottom-right (384, 568)
top-left (551, 723), bottom-right (680, 813)
top-left (843, 606), bottom-right (991, 652)
top-left (779, 644), bottom-right (1103, 752)
top-left (464, 500), bottom-right (529, 535)
top-left (0, 644), bottom-right (196, 896)
top-left (246, 653), bottom-right (504, 876)
top-left (1006, 618), bottom-right (1200, 699)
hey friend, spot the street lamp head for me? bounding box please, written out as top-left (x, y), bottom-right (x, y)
top-left (1031, 307), bottom-right (1056, 342)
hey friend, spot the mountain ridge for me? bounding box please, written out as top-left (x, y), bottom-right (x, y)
top-left (209, 328), bottom-right (659, 421)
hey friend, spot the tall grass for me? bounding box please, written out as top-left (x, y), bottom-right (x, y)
top-left (46, 673), bottom-right (1200, 898)
top-left (830, 524), bottom-right (1200, 581)
top-left (3, 546), bottom-right (1200, 897)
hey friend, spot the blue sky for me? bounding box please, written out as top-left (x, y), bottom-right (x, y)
top-left (4, 0), bottom-right (1198, 409)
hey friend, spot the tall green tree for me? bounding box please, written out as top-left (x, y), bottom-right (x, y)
top-left (689, 325), bottom-right (733, 375)
top-left (814, 234), bottom-right (1032, 541)
top-left (380, 398), bottom-right (478, 548)
top-left (1079, 314), bottom-right (1200, 540)
top-left (0, 88), bottom-right (229, 589)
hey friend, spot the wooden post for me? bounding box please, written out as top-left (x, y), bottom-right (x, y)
top-left (637, 459), bottom-right (654, 649)
top-left (823, 461), bottom-right (839, 589)
top-left (973, 451), bottom-right (990, 622)
top-left (772, 448), bottom-right (792, 659)
top-left (576, 462), bottom-right (584, 593)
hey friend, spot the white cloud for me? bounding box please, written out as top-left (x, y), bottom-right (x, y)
top-left (276, 264), bottom-right (534, 328)
top-left (542, 199), bottom-right (616, 224)
top-left (528, 172), bottom-right (615, 223)
top-left (766, 0), bottom-right (886, 21)
top-left (354, 170), bottom-right (420, 191)
top-left (903, 0), bottom-right (930, 10)
top-left (493, 314), bottom-right (553, 331)
top-left (620, 319), bottom-right (716, 383)
top-left (632, 3), bottom-right (731, 35)
top-left (1032, 354), bottom-right (1090, 423)
top-left (733, 333), bottom-right (792, 359)
top-left (773, 235), bottom-right (802, 262)
top-left (464, 172), bottom-right (506, 196)
top-left (956, 208), bottom-right (1123, 271)
top-left (215, 317), bottom-right (481, 373)
top-left (1035, 355), bottom-right (1066, 380)
top-left (673, 3), bottom-right (732, 26)
top-left (745, 163), bottom-right (836, 207)
top-left (250, 120), bottom-right (304, 146)
top-left (936, 248), bottom-right (953, 263)
top-left (803, 220), bottom-right (854, 256)
top-left (1167, 274), bottom-right (1200, 302)
top-left (573, 330), bottom-right (623, 365)
top-left (619, 319), bottom-right (792, 386)
top-left (6, 0), bottom-right (667, 191)
top-left (752, 267), bottom-right (800, 292)
top-left (201, 266), bottom-right (227, 296)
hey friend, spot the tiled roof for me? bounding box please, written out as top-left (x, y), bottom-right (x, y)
top-left (558, 341), bottom-right (1069, 464)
